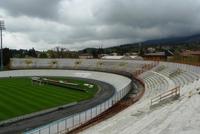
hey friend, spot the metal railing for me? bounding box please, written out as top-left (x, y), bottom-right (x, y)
top-left (0, 102), bottom-right (77, 127)
top-left (24, 83), bottom-right (131, 134)
top-left (150, 87), bottom-right (180, 106)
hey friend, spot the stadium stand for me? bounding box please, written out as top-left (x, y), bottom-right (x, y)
top-left (80, 61), bottom-right (200, 134)
top-left (7, 59), bottom-right (200, 134)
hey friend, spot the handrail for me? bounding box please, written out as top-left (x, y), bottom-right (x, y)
top-left (150, 87), bottom-right (180, 106)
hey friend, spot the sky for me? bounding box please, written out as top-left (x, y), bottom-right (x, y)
top-left (0, 0), bottom-right (200, 51)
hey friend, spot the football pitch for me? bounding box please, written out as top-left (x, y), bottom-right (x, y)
top-left (0, 77), bottom-right (98, 122)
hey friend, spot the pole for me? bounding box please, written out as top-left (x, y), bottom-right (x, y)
top-left (0, 28), bottom-right (3, 70)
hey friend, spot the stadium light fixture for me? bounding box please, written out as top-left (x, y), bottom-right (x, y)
top-left (0, 20), bottom-right (5, 71)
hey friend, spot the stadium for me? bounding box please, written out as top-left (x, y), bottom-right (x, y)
top-left (0, 58), bottom-right (199, 134)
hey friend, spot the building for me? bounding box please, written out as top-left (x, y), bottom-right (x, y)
top-left (101, 55), bottom-right (143, 60)
top-left (180, 50), bottom-right (200, 62)
top-left (101, 56), bottom-right (124, 60)
top-left (180, 50), bottom-right (200, 57)
top-left (79, 53), bottom-right (93, 59)
top-left (143, 50), bottom-right (174, 61)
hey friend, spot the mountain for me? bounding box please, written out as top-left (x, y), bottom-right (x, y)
top-left (142, 34), bottom-right (200, 45)
top-left (80, 34), bottom-right (200, 54)
top-left (106, 34), bottom-right (200, 52)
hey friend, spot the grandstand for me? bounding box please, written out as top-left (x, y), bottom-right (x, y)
top-left (80, 61), bottom-right (200, 134)
top-left (0, 59), bottom-right (199, 134)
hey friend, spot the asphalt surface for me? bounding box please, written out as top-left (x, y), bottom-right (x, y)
top-left (0, 77), bottom-right (115, 134)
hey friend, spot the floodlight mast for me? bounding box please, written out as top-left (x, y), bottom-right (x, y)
top-left (0, 20), bottom-right (5, 71)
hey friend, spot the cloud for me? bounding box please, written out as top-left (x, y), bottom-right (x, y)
top-left (0, 0), bottom-right (200, 50)
top-left (0, 0), bottom-right (61, 19)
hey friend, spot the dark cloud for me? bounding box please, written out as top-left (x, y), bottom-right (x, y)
top-left (0, 0), bottom-right (61, 19)
top-left (95, 0), bottom-right (200, 37)
top-left (0, 0), bottom-right (200, 50)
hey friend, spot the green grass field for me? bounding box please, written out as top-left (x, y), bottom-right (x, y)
top-left (0, 77), bottom-right (98, 122)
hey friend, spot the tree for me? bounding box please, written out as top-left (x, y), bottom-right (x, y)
top-left (39, 52), bottom-right (48, 58)
top-left (28, 48), bottom-right (37, 57)
top-left (47, 50), bottom-right (56, 58)
top-left (0, 48), bottom-right (11, 68)
top-left (92, 49), bottom-right (98, 58)
top-left (53, 46), bottom-right (69, 58)
top-left (139, 47), bottom-right (145, 56)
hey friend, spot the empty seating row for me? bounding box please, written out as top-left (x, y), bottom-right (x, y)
top-left (154, 65), bottom-right (200, 88)
top-left (139, 71), bottom-right (170, 99)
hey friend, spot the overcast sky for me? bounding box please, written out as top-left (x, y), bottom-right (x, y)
top-left (0, 0), bottom-right (200, 50)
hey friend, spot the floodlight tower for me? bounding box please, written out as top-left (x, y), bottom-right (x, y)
top-left (0, 20), bottom-right (5, 71)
